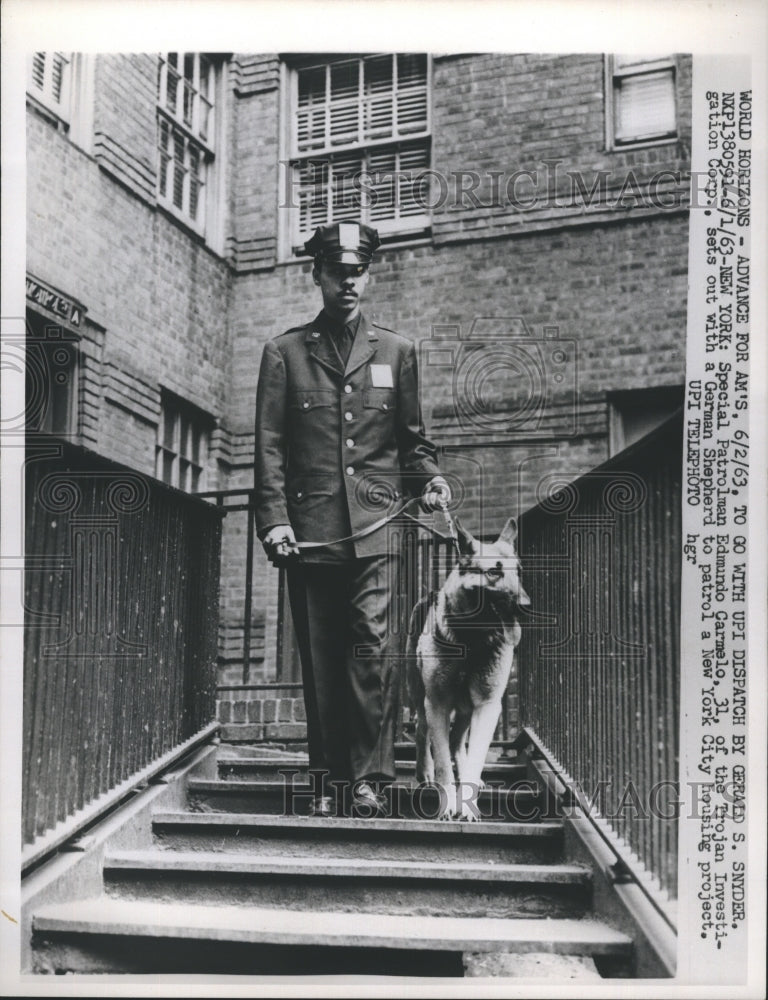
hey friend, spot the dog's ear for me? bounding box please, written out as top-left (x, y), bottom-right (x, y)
top-left (453, 517), bottom-right (476, 556)
top-left (496, 517), bottom-right (519, 552)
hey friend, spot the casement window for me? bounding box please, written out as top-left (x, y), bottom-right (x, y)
top-left (606, 55), bottom-right (678, 148)
top-left (157, 53), bottom-right (224, 238)
top-left (288, 54), bottom-right (431, 252)
top-left (155, 392), bottom-right (212, 492)
top-left (28, 52), bottom-right (72, 121)
top-left (25, 311), bottom-right (80, 438)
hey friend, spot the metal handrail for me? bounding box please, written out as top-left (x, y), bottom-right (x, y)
top-left (22, 722), bottom-right (219, 875)
top-left (196, 488), bottom-right (257, 684)
top-left (515, 411), bottom-right (682, 901)
top-left (513, 726), bottom-right (677, 933)
top-left (24, 443), bottom-right (222, 849)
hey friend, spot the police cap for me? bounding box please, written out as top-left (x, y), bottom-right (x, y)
top-left (304, 221), bottom-right (381, 265)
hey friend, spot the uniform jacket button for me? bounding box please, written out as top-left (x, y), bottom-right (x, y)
top-left (346, 466), bottom-right (355, 476)
top-left (345, 412), bottom-right (353, 421)
top-left (346, 438), bottom-right (355, 447)
top-left (344, 384), bottom-right (352, 394)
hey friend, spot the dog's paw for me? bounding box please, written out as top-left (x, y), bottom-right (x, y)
top-left (459, 808), bottom-right (481, 822)
top-left (439, 784), bottom-right (458, 820)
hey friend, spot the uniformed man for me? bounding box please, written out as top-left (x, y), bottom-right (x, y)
top-left (254, 220), bottom-right (450, 818)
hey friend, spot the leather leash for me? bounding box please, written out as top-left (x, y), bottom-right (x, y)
top-left (288, 496), bottom-right (459, 551)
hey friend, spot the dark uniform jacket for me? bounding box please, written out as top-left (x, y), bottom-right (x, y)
top-left (255, 311), bottom-right (440, 560)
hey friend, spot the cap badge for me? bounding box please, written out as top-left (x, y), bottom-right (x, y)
top-left (338, 222), bottom-right (360, 249)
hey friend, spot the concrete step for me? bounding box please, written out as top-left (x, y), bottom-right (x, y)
top-left (394, 741), bottom-right (523, 762)
top-left (32, 898), bottom-right (631, 975)
top-left (103, 849), bottom-right (591, 918)
top-left (187, 778), bottom-right (552, 823)
top-left (217, 756), bottom-right (529, 785)
top-left (151, 811), bottom-right (565, 864)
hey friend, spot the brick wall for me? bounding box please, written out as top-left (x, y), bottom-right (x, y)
top-left (27, 101), bottom-right (232, 481)
top-left (226, 55), bottom-right (280, 277)
top-left (27, 52), bottom-right (692, 698)
top-left (218, 694), bottom-right (307, 746)
top-left (93, 54), bottom-right (157, 203)
top-left (430, 53), bottom-right (692, 243)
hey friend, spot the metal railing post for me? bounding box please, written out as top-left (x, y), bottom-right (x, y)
top-left (242, 489), bottom-right (255, 684)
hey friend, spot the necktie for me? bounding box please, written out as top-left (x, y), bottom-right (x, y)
top-left (328, 318), bottom-right (358, 367)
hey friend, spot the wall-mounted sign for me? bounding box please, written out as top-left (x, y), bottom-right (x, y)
top-left (26, 274), bottom-right (85, 329)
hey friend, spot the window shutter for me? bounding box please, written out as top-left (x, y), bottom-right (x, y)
top-left (367, 147), bottom-right (397, 221)
top-left (50, 54), bottom-right (67, 103)
top-left (29, 52), bottom-right (70, 114)
top-left (329, 60), bottom-right (360, 147)
top-left (398, 142), bottom-right (430, 217)
top-left (615, 70), bottom-right (676, 141)
top-left (31, 53), bottom-right (46, 90)
top-left (297, 66), bottom-right (327, 153)
top-left (331, 153), bottom-right (364, 218)
top-left (396, 54), bottom-right (428, 135)
top-left (172, 132), bottom-right (186, 208)
top-left (297, 160), bottom-right (330, 233)
top-left (364, 55), bottom-right (394, 141)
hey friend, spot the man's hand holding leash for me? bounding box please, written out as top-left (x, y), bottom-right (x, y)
top-left (262, 524), bottom-right (299, 566)
top-left (263, 477), bottom-right (454, 566)
top-left (421, 475), bottom-right (452, 513)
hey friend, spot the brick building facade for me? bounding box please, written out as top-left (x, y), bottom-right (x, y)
top-left (26, 52), bottom-right (691, 706)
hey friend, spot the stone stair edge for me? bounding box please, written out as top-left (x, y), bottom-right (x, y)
top-left (103, 849), bottom-right (591, 884)
top-left (217, 757), bottom-right (527, 774)
top-left (150, 811), bottom-right (564, 836)
top-left (188, 778), bottom-right (541, 792)
top-left (32, 898), bottom-right (631, 955)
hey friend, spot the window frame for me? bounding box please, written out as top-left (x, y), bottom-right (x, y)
top-left (27, 52), bottom-right (72, 122)
top-left (156, 53), bottom-right (227, 246)
top-left (605, 54), bottom-right (679, 151)
top-left (26, 53), bottom-right (95, 154)
top-left (154, 390), bottom-right (213, 493)
top-left (283, 53), bottom-right (432, 257)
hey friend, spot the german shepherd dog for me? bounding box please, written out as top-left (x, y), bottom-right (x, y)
top-left (407, 518), bottom-right (530, 820)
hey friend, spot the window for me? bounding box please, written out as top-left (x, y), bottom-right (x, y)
top-left (25, 311), bottom-right (80, 437)
top-left (288, 54), bottom-right (431, 251)
top-left (155, 392), bottom-right (211, 492)
top-left (28, 52), bottom-right (71, 121)
top-left (606, 55), bottom-right (677, 148)
top-left (157, 53), bottom-right (221, 234)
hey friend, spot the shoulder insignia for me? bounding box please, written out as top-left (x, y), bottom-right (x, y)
top-left (275, 323), bottom-right (310, 340)
top-left (372, 321), bottom-right (399, 335)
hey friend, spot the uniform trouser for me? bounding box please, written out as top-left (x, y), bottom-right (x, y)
top-left (286, 555), bottom-right (402, 789)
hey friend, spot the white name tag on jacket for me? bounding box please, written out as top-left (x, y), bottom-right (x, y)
top-left (369, 364), bottom-right (394, 388)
